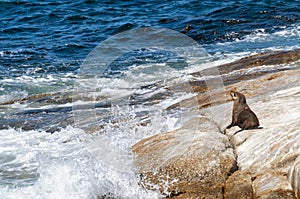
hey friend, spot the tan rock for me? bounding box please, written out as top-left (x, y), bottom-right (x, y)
top-left (132, 123), bottom-right (236, 198)
top-left (131, 50), bottom-right (300, 198)
top-left (193, 49), bottom-right (300, 76)
top-left (253, 171), bottom-right (296, 199)
top-left (288, 156), bottom-right (300, 198)
top-left (167, 69), bottom-right (300, 111)
top-left (133, 85), bottom-right (300, 198)
top-left (224, 171), bottom-right (254, 199)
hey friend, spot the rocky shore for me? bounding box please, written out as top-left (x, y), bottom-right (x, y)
top-left (132, 49), bottom-right (300, 198)
top-left (1, 49), bottom-right (299, 198)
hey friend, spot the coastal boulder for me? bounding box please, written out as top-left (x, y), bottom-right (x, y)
top-left (224, 171), bottom-right (254, 199)
top-left (132, 119), bottom-right (236, 198)
top-left (253, 171), bottom-right (296, 199)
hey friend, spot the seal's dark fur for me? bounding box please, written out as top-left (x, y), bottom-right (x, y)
top-left (226, 91), bottom-right (260, 131)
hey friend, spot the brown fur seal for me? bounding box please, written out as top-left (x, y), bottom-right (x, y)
top-left (225, 91), bottom-right (260, 132)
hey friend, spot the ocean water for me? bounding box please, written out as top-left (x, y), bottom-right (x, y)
top-left (0, 0), bottom-right (300, 198)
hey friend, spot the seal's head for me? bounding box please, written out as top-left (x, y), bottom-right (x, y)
top-left (230, 91), bottom-right (246, 103)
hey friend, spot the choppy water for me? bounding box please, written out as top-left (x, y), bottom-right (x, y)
top-left (0, 0), bottom-right (300, 198)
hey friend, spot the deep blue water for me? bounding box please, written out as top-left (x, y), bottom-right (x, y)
top-left (1, 0), bottom-right (299, 84)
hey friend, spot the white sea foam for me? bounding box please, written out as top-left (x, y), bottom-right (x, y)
top-left (1, 74), bottom-right (73, 86)
top-left (0, 127), bottom-right (161, 199)
top-left (2, 78), bottom-right (185, 197)
top-left (211, 23), bottom-right (300, 57)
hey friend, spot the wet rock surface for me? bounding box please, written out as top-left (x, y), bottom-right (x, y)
top-left (192, 49), bottom-right (300, 76)
top-left (2, 49), bottom-right (299, 133)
